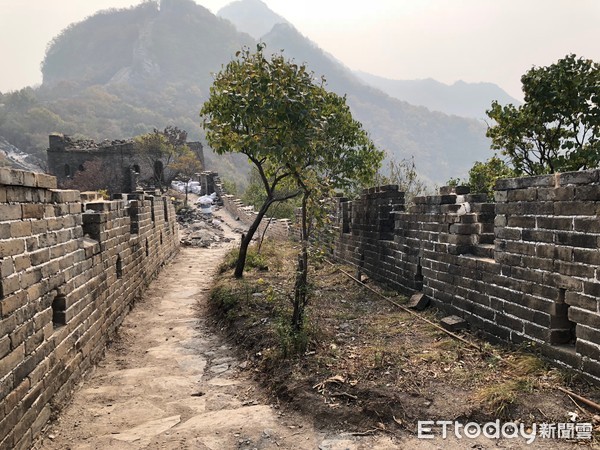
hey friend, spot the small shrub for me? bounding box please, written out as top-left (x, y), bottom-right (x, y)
top-left (276, 318), bottom-right (309, 358)
top-left (210, 284), bottom-right (238, 312)
top-left (218, 243), bottom-right (270, 274)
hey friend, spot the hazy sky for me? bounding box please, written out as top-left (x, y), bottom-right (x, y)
top-left (1, 0), bottom-right (599, 100)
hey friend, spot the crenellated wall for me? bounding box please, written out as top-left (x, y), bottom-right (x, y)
top-left (331, 169), bottom-right (600, 381)
top-left (0, 167), bottom-right (179, 450)
top-left (46, 133), bottom-right (205, 194)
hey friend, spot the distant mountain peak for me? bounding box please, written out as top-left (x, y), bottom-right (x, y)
top-left (354, 71), bottom-right (521, 119)
top-left (217, 0), bottom-right (290, 39)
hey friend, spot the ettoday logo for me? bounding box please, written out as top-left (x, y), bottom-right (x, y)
top-left (417, 420), bottom-right (593, 444)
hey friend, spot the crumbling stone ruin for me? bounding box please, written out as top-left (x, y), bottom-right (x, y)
top-left (0, 167), bottom-right (179, 449)
top-left (330, 169), bottom-right (600, 381)
top-left (46, 133), bottom-right (204, 193)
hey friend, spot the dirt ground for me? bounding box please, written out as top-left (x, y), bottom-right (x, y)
top-left (32, 207), bottom-right (597, 449)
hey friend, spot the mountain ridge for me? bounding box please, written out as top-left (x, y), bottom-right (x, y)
top-left (0, 0), bottom-right (493, 184)
top-left (218, 0), bottom-right (519, 120)
top-left (217, 0), bottom-right (289, 39)
top-left (354, 71), bottom-right (522, 119)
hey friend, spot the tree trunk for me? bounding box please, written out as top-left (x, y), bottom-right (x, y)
top-left (292, 193), bottom-right (309, 331)
top-left (233, 200), bottom-right (272, 278)
top-left (292, 247), bottom-right (308, 331)
top-left (257, 215), bottom-right (273, 254)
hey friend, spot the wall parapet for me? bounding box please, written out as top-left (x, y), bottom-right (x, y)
top-left (0, 167), bottom-right (179, 449)
top-left (331, 168), bottom-right (600, 382)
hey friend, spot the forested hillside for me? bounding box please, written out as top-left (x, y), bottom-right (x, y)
top-left (0, 0), bottom-right (493, 184)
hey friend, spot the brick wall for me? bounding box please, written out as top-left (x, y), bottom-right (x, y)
top-left (331, 169), bottom-right (600, 382)
top-left (0, 168), bottom-right (179, 449)
top-left (201, 171), bottom-right (292, 240)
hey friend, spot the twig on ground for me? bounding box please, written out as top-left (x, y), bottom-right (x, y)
top-left (329, 392), bottom-right (358, 400)
top-left (349, 429), bottom-right (378, 436)
top-left (567, 393), bottom-right (589, 415)
top-left (557, 387), bottom-right (600, 413)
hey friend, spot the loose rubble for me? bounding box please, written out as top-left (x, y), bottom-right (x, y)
top-left (177, 205), bottom-right (233, 248)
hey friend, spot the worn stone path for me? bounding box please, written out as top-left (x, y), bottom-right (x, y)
top-left (32, 211), bottom-right (401, 450)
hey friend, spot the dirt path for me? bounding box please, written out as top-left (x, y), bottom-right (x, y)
top-left (33, 210), bottom-right (400, 450)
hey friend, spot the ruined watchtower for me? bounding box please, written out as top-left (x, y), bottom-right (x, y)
top-left (46, 133), bottom-right (204, 193)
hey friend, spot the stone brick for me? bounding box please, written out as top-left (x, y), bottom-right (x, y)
top-left (554, 201), bottom-right (599, 216)
top-left (9, 222), bottom-right (32, 239)
top-left (507, 188), bottom-right (537, 202)
top-left (576, 324), bottom-right (600, 346)
top-left (24, 329), bottom-right (44, 355)
top-left (440, 315), bottom-right (467, 332)
top-left (543, 272), bottom-right (583, 291)
top-left (573, 249), bottom-right (600, 265)
top-left (536, 216), bottom-right (573, 230)
top-left (50, 190), bottom-right (80, 203)
top-left (494, 251), bottom-right (521, 266)
top-left (0, 240), bottom-right (25, 258)
top-left (582, 359), bottom-right (600, 380)
top-left (583, 281), bottom-right (600, 297)
top-left (0, 205), bottom-right (22, 221)
top-left (575, 185), bottom-right (600, 201)
top-left (0, 258), bottom-right (15, 278)
top-left (449, 223), bottom-right (480, 235)
top-left (507, 216), bottom-right (536, 228)
top-left (0, 224), bottom-right (10, 240)
top-left (0, 168), bottom-right (25, 186)
top-left (30, 249), bottom-right (50, 266)
top-left (495, 227), bottom-right (521, 240)
top-left (555, 232), bottom-right (597, 248)
top-left (522, 229), bottom-right (553, 243)
top-left (0, 335), bottom-right (10, 359)
top-left (6, 186), bottom-right (33, 203)
top-left (505, 241), bottom-right (536, 256)
top-left (559, 169), bottom-right (599, 186)
top-left (565, 291), bottom-right (597, 312)
top-left (0, 313), bottom-right (17, 337)
top-left (12, 255), bottom-right (30, 273)
top-left (569, 307), bottom-right (600, 328)
top-left (408, 292), bottom-right (429, 311)
top-left (30, 404), bottom-right (51, 438)
top-left (0, 344), bottom-right (24, 379)
top-left (496, 174), bottom-right (554, 190)
top-left (0, 274), bottom-right (20, 298)
top-left (495, 312), bottom-right (525, 333)
top-left (537, 187), bottom-right (576, 201)
top-left (573, 217), bottom-right (600, 234)
top-left (576, 339), bottom-right (600, 360)
top-left (21, 205), bottom-right (44, 220)
top-left (30, 220), bottom-right (48, 235)
top-left (553, 261), bottom-right (595, 279)
top-left (34, 173), bottom-right (57, 189)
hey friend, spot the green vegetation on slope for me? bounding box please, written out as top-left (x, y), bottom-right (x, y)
top-left (1, 0), bottom-right (490, 184)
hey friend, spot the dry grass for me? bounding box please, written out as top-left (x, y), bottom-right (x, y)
top-left (209, 239), bottom-right (600, 439)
